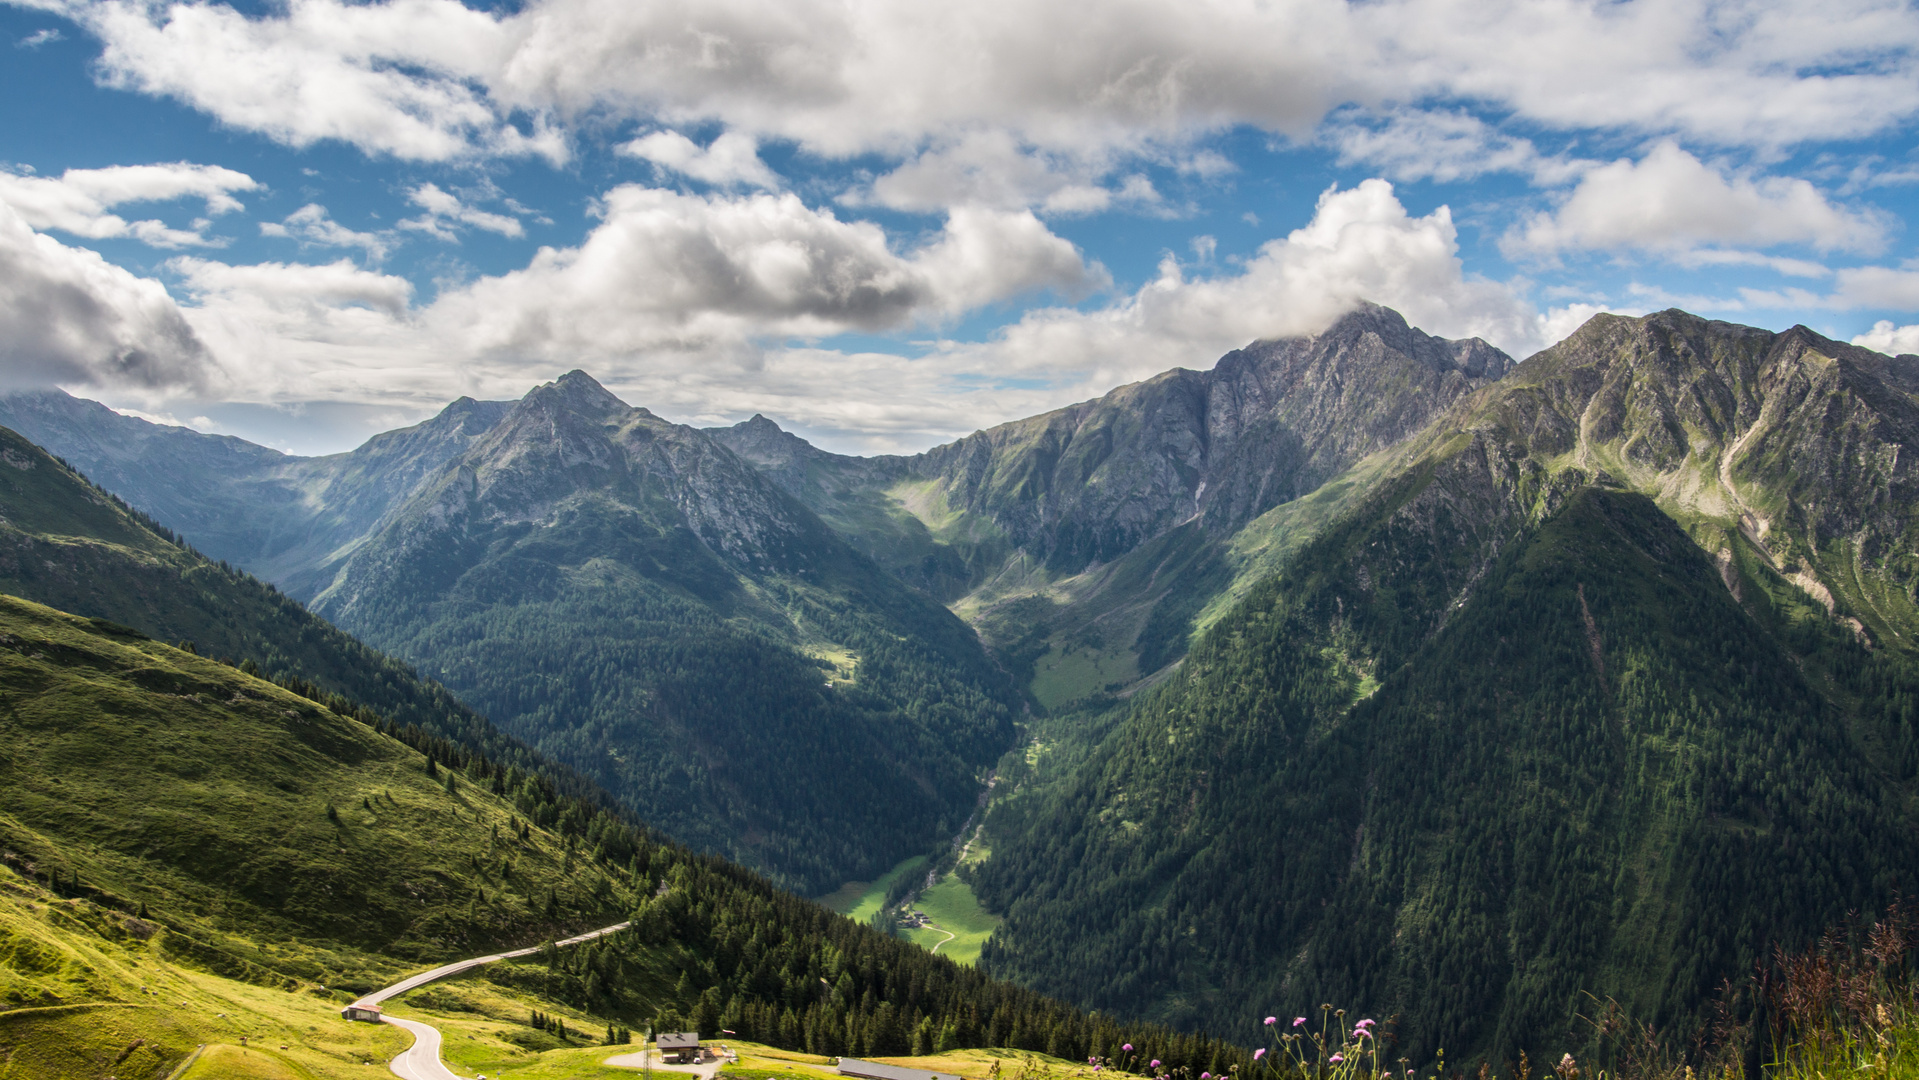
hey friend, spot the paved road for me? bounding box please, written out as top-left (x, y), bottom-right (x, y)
top-left (384, 1015), bottom-right (457, 1080)
top-left (344, 920), bottom-right (630, 1080)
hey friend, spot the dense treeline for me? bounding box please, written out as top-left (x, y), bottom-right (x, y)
top-left (263, 647), bottom-right (1253, 1076)
top-left (974, 488), bottom-right (1919, 1063)
top-left (493, 838), bottom-right (1257, 1076)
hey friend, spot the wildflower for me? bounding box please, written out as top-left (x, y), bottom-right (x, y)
top-left (1254, 1049), bottom-right (1267, 1061)
top-left (1356, 1030), bottom-right (1372, 1040)
top-left (1355, 1019), bottom-right (1374, 1029)
top-left (1293, 1018), bottom-right (1306, 1027)
top-left (1152, 1062), bottom-right (1161, 1069)
top-left (1265, 1017), bottom-right (1277, 1026)
top-left (1330, 1056), bottom-right (1344, 1064)
top-left (1124, 1045), bottom-right (1134, 1053)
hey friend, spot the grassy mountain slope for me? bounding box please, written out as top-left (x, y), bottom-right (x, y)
top-left (305, 372), bottom-right (1016, 895)
top-left (0, 595), bottom-right (1248, 1079)
top-left (969, 311), bottom-right (1919, 1058)
top-left (0, 422), bottom-right (596, 804)
top-left (0, 594), bottom-right (629, 966)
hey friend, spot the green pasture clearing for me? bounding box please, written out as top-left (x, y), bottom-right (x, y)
top-left (903, 874), bottom-right (1000, 966)
top-left (813, 856), bottom-right (926, 922)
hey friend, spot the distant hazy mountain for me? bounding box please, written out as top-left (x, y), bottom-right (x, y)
top-left (968, 310), bottom-right (1919, 1059)
top-left (0, 390), bottom-right (513, 587)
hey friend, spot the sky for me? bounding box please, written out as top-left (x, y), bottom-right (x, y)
top-left (2, 0), bottom-right (1918, 456)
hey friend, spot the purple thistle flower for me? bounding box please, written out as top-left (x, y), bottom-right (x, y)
top-left (1293, 1018), bottom-right (1306, 1028)
top-left (1253, 1049), bottom-right (1266, 1061)
top-left (1355, 1019), bottom-right (1374, 1029)
top-left (1151, 1061), bottom-right (1161, 1069)
top-left (1264, 1016), bottom-right (1277, 1026)
top-left (1123, 1045), bottom-right (1134, 1053)
top-left (1330, 1056), bottom-right (1344, 1065)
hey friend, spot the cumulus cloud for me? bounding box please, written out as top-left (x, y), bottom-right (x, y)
top-left (397, 182), bottom-right (525, 240)
top-left (1503, 141), bottom-right (1887, 260)
top-left (849, 131), bottom-right (1148, 215)
top-left (429, 187), bottom-right (1102, 360)
top-left (1853, 320), bottom-right (1919, 356)
top-left (0, 161), bottom-right (257, 248)
top-left (927, 179), bottom-right (1559, 396)
top-left (260, 203), bottom-right (393, 260)
top-left (621, 130), bottom-right (781, 189)
top-left (76, 0), bottom-right (562, 163)
top-left (1326, 108), bottom-right (1591, 184)
top-left (42, 0), bottom-right (1919, 172)
top-left (0, 200), bottom-right (215, 391)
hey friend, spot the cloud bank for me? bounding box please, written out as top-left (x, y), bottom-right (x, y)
top-left (31, 0), bottom-right (1919, 167)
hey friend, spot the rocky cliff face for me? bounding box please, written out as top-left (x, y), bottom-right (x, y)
top-left (902, 302), bottom-right (1510, 571)
top-left (709, 303), bottom-right (1514, 704)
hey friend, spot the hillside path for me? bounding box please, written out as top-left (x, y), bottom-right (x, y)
top-left (344, 920), bottom-right (630, 1080)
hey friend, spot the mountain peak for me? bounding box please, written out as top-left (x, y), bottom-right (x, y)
top-left (708, 412), bottom-right (826, 472)
top-left (518, 369), bottom-right (631, 420)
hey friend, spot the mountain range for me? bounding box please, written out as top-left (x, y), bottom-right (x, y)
top-left (5, 303), bottom-right (1918, 1063)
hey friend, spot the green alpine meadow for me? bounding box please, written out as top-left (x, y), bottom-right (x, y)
top-left (3, 307), bottom-right (1918, 1079)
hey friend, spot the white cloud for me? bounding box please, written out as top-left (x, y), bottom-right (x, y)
top-left (928, 179), bottom-right (1555, 394)
top-left (1503, 142), bottom-right (1888, 260)
top-left (849, 131), bottom-right (1148, 215)
top-left (17, 27), bottom-right (62, 47)
top-left (430, 186), bottom-right (1102, 360)
top-left (397, 182), bottom-right (525, 240)
top-left (45, 0), bottom-right (1919, 174)
top-left (621, 130), bottom-right (781, 189)
top-left (0, 199), bottom-right (215, 391)
top-left (1733, 263), bottom-right (1919, 313)
top-left (0, 161), bottom-right (257, 248)
top-left (261, 203), bottom-right (394, 260)
top-left (1327, 108), bottom-right (1592, 184)
top-left (1853, 320), bottom-right (1919, 356)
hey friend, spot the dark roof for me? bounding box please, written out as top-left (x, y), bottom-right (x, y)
top-left (838, 1058), bottom-right (960, 1080)
top-left (658, 1032), bottom-right (702, 1048)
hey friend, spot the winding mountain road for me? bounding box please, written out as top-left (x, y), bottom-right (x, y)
top-left (345, 920), bottom-right (629, 1080)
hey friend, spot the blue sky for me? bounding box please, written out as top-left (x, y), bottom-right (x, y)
top-left (2, 0), bottom-right (1918, 455)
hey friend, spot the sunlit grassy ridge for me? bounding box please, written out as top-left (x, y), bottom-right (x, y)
top-left (0, 593), bottom-right (637, 972)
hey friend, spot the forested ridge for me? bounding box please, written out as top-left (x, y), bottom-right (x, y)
top-left (311, 374), bottom-right (1020, 895)
top-left (974, 486), bottom-right (1919, 1062)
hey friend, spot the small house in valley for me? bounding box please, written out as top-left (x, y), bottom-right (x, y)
top-left (659, 1031), bottom-right (703, 1063)
top-left (341, 1003), bottom-right (383, 1022)
top-left (837, 1058), bottom-right (960, 1080)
